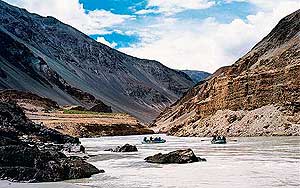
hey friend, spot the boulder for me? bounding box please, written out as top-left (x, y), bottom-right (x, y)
top-left (0, 100), bottom-right (104, 182)
top-left (0, 144), bottom-right (103, 182)
top-left (145, 149), bottom-right (206, 164)
top-left (105, 144), bottom-right (138, 152)
top-left (37, 127), bottom-right (79, 144)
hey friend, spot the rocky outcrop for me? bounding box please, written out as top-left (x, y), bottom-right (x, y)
top-left (0, 100), bottom-right (78, 144)
top-left (89, 103), bottom-right (112, 113)
top-left (105, 144), bottom-right (138, 152)
top-left (145, 149), bottom-right (206, 164)
top-left (69, 106), bottom-right (88, 111)
top-left (0, 145), bottom-right (102, 182)
top-left (0, 90), bottom-right (59, 110)
top-left (153, 10), bottom-right (300, 137)
top-left (0, 1), bottom-right (194, 122)
top-left (0, 100), bottom-right (102, 182)
top-left (69, 103), bottom-right (112, 113)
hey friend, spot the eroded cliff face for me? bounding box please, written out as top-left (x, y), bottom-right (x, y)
top-left (153, 10), bottom-right (300, 137)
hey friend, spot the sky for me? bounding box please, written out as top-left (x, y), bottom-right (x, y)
top-left (4, 0), bottom-right (300, 73)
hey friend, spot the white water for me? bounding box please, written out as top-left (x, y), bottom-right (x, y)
top-left (1, 135), bottom-right (299, 188)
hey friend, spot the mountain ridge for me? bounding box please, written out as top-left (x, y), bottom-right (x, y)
top-left (0, 0), bottom-right (194, 122)
top-left (181, 70), bottom-right (211, 83)
top-left (153, 10), bottom-right (300, 136)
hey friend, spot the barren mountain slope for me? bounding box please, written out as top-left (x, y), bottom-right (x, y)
top-left (153, 10), bottom-right (300, 136)
top-left (0, 0), bottom-right (194, 122)
top-left (181, 70), bottom-right (211, 83)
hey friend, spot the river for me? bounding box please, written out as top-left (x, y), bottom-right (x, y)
top-left (1, 135), bottom-right (299, 188)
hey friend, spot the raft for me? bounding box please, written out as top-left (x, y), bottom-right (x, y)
top-left (211, 139), bottom-right (227, 144)
top-left (142, 139), bottom-right (166, 144)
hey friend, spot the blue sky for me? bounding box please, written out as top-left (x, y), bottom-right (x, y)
top-left (4, 0), bottom-right (300, 72)
top-left (84, 0), bottom-right (257, 49)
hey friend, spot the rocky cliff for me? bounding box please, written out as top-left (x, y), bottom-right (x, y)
top-left (0, 0), bottom-right (194, 122)
top-left (153, 10), bottom-right (300, 137)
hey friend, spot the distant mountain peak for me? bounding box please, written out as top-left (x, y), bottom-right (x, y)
top-left (181, 70), bottom-right (211, 84)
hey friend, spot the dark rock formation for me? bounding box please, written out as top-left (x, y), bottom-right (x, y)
top-left (153, 10), bottom-right (300, 137)
top-left (89, 102), bottom-right (112, 113)
top-left (145, 149), bottom-right (206, 164)
top-left (105, 144), bottom-right (138, 152)
top-left (0, 100), bottom-right (78, 144)
top-left (0, 100), bottom-right (103, 182)
top-left (69, 106), bottom-right (88, 111)
top-left (0, 145), bottom-right (102, 182)
top-left (0, 1), bottom-right (194, 122)
top-left (69, 103), bottom-right (113, 113)
top-left (0, 89), bottom-right (59, 110)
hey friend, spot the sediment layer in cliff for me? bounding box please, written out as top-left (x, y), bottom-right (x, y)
top-left (153, 10), bottom-right (300, 137)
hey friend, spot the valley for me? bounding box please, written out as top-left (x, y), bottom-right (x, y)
top-left (27, 110), bottom-right (154, 137)
top-left (0, 0), bottom-right (299, 187)
top-left (153, 10), bottom-right (300, 137)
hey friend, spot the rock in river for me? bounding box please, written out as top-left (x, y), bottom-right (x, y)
top-left (105, 144), bottom-right (138, 152)
top-left (145, 149), bottom-right (206, 164)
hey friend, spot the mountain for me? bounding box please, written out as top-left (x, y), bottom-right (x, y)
top-left (0, 0), bottom-right (194, 122)
top-left (153, 10), bottom-right (300, 136)
top-left (181, 70), bottom-right (211, 83)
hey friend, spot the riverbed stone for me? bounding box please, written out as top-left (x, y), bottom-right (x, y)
top-left (105, 144), bottom-right (138, 152)
top-left (145, 149), bottom-right (206, 164)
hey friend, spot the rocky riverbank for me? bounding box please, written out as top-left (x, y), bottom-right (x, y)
top-left (0, 100), bottom-right (103, 182)
top-left (161, 104), bottom-right (300, 137)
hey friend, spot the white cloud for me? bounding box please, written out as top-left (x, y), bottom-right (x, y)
top-left (96, 37), bottom-right (117, 48)
top-left (140, 0), bottom-right (216, 15)
top-left (225, 0), bottom-right (300, 10)
top-left (121, 0), bottom-right (300, 72)
top-left (3, 0), bottom-right (134, 35)
top-left (85, 10), bottom-right (134, 35)
top-left (135, 9), bottom-right (158, 15)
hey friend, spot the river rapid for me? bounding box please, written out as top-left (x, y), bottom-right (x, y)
top-left (1, 135), bottom-right (299, 188)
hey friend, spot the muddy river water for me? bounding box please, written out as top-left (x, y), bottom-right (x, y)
top-left (1, 135), bottom-right (299, 188)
